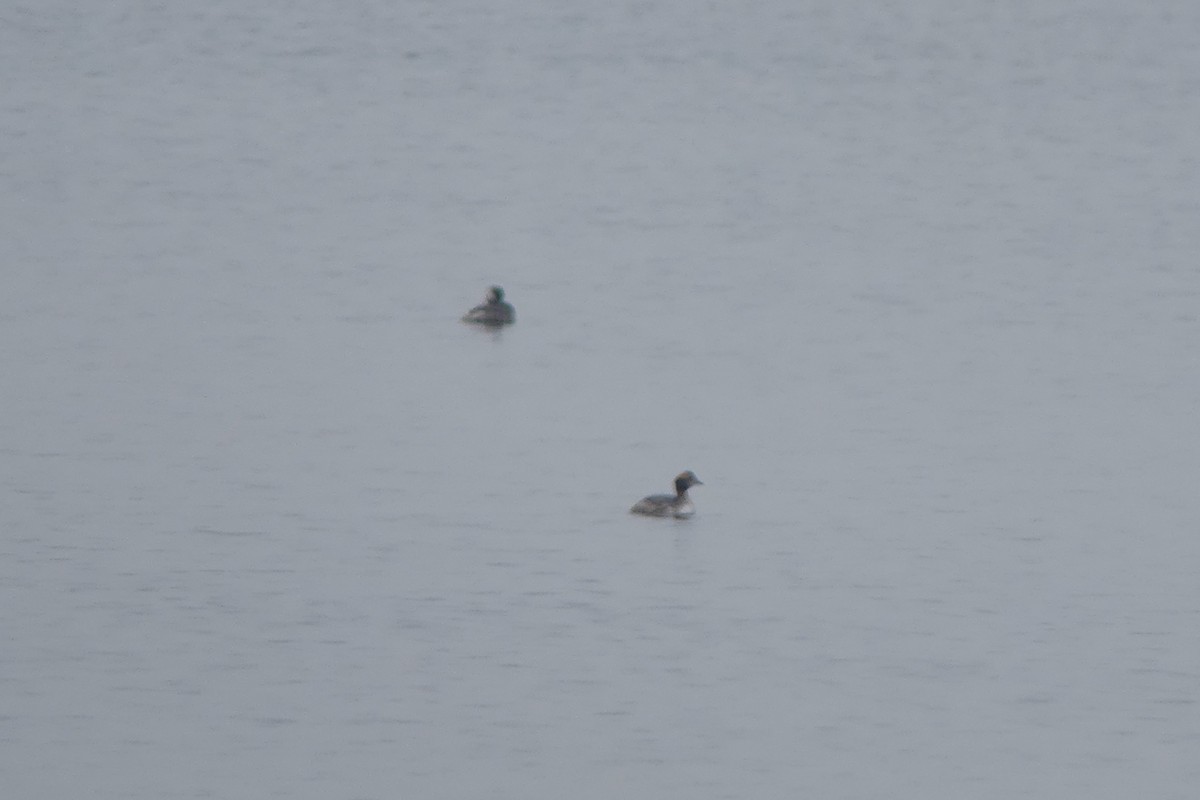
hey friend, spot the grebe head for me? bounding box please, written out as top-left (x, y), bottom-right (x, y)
top-left (674, 471), bottom-right (703, 495)
top-left (487, 286), bottom-right (505, 303)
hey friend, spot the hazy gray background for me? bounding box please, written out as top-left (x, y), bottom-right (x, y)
top-left (3, 2), bottom-right (1199, 798)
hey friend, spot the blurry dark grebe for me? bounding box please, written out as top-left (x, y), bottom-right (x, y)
top-left (462, 286), bottom-right (515, 326)
top-left (630, 471), bottom-right (703, 518)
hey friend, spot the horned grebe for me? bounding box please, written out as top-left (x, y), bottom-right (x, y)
top-left (462, 285), bottom-right (515, 326)
top-left (630, 471), bottom-right (703, 518)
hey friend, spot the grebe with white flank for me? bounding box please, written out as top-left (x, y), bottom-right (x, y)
top-left (630, 471), bottom-right (703, 518)
top-left (462, 286), bottom-right (515, 326)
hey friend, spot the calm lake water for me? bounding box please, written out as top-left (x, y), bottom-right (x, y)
top-left (4, 2), bottom-right (1200, 798)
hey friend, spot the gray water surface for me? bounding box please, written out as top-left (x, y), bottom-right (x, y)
top-left (4, 2), bottom-right (1200, 798)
